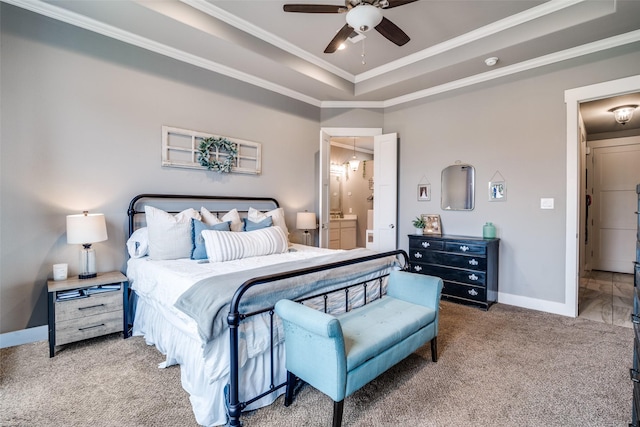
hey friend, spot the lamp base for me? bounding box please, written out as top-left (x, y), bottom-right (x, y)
top-left (78, 273), bottom-right (97, 280)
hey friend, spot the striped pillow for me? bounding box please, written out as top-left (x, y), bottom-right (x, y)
top-left (202, 226), bottom-right (288, 262)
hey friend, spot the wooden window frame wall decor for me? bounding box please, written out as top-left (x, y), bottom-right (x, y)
top-left (161, 126), bottom-right (262, 175)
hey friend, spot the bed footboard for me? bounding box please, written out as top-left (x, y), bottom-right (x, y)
top-left (225, 249), bottom-right (409, 427)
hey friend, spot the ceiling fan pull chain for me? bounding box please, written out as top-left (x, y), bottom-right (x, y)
top-left (361, 38), bottom-right (366, 65)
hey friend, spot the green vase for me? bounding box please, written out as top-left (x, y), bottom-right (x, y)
top-left (483, 222), bottom-right (496, 239)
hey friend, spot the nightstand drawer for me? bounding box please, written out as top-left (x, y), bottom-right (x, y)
top-left (55, 291), bottom-right (122, 323)
top-left (56, 311), bottom-right (122, 345)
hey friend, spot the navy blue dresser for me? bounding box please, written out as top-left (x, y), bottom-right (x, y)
top-left (632, 184), bottom-right (640, 426)
top-left (407, 234), bottom-right (499, 310)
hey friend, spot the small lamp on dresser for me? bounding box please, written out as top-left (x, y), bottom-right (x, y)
top-left (296, 211), bottom-right (317, 246)
top-left (66, 211), bottom-right (108, 279)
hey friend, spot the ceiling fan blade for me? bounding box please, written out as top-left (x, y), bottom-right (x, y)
top-left (283, 4), bottom-right (346, 13)
top-left (324, 23), bottom-right (354, 53)
top-left (375, 17), bottom-right (410, 46)
top-left (384, 0), bottom-right (418, 9)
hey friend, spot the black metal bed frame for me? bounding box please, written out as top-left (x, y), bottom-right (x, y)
top-left (126, 194), bottom-right (408, 427)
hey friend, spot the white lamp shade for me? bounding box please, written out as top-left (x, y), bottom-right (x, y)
top-left (296, 212), bottom-right (317, 230)
top-left (67, 212), bottom-right (108, 244)
top-left (346, 4), bottom-right (383, 32)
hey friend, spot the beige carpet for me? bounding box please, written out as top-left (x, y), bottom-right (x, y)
top-left (0, 301), bottom-right (634, 426)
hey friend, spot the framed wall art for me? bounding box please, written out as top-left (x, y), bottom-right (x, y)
top-left (418, 184), bottom-right (431, 201)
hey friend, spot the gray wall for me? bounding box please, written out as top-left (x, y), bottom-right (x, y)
top-left (2, 4), bottom-right (640, 335)
top-left (0, 5), bottom-right (320, 334)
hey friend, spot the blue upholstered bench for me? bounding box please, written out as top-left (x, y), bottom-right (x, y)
top-left (274, 270), bottom-right (443, 427)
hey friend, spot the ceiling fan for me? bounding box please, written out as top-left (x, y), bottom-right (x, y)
top-left (283, 0), bottom-right (417, 54)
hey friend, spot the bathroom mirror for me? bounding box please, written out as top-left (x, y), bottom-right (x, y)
top-left (441, 164), bottom-right (475, 211)
top-left (329, 174), bottom-right (342, 216)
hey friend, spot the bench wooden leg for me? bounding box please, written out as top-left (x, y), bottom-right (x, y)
top-left (332, 400), bottom-right (344, 427)
top-left (431, 336), bottom-right (438, 362)
top-left (284, 371), bottom-right (296, 407)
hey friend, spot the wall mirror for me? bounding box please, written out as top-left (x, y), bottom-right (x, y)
top-left (329, 173), bottom-right (342, 216)
top-left (441, 164), bottom-right (475, 211)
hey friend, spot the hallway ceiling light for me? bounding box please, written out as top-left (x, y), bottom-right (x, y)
top-left (608, 104), bottom-right (638, 125)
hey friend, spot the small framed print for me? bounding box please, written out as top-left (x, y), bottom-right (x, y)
top-left (489, 181), bottom-right (507, 202)
top-left (422, 214), bottom-right (442, 236)
top-left (418, 184), bottom-right (431, 201)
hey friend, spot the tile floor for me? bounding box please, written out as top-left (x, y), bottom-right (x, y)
top-left (579, 270), bottom-right (635, 328)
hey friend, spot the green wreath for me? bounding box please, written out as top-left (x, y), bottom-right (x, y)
top-left (197, 137), bottom-right (238, 173)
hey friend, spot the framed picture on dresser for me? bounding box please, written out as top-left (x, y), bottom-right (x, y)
top-left (422, 214), bottom-right (441, 235)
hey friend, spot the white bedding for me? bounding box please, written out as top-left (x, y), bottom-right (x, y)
top-left (128, 244), bottom-right (363, 426)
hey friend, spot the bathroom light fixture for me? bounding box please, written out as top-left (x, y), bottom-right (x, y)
top-left (66, 211), bottom-right (108, 279)
top-left (296, 211), bottom-right (317, 246)
top-left (348, 137), bottom-right (360, 172)
top-left (609, 104), bottom-right (638, 125)
top-left (346, 4), bottom-right (383, 33)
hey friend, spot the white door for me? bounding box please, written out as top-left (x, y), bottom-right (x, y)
top-left (319, 130), bottom-right (331, 248)
top-left (372, 133), bottom-right (398, 252)
top-left (590, 143), bottom-right (640, 273)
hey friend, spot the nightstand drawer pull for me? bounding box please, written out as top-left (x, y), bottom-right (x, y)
top-left (78, 304), bottom-right (105, 311)
top-left (78, 323), bottom-right (105, 331)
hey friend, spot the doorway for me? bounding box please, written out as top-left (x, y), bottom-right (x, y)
top-left (564, 75), bottom-right (640, 318)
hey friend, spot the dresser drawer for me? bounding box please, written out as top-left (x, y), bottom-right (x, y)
top-left (56, 311), bottom-right (122, 345)
top-left (409, 238), bottom-right (444, 251)
top-left (409, 250), bottom-right (487, 271)
top-left (413, 264), bottom-right (486, 286)
top-left (444, 242), bottom-right (487, 255)
top-left (442, 281), bottom-right (486, 303)
top-left (55, 291), bottom-right (122, 323)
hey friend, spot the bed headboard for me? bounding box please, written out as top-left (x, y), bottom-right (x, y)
top-left (127, 194), bottom-right (280, 237)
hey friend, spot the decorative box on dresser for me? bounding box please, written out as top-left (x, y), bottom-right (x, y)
top-left (631, 184), bottom-right (640, 426)
top-left (47, 271), bottom-right (129, 357)
top-left (408, 234), bottom-right (499, 310)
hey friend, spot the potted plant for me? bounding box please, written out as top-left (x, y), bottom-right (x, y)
top-left (412, 216), bottom-right (425, 235)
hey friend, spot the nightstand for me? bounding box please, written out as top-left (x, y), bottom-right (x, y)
top-left (47, 271), bottom-right (129, 357)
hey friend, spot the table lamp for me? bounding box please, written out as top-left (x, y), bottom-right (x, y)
top-left (66, 211), bottom-right (108, 279)
top-left (296, 211), bottom-right (317, 246)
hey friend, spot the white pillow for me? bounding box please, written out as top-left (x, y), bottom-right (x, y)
top-left (200, 207), bottom-right (243, 232)
top-left (202, 226), bottom-right (288, 263)
top-left (145, 206), bottom-right (200, 260)
top-left (248, 207), bottom-right (289, 238)
top-left (126, 227), bottom-right (149, 258)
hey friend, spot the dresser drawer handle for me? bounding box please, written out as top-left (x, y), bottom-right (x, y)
top-left (630, 368), bottom-right (640, 383)
top-left (413, 265), bottom-right (423, 272)
top-left (460, 245), bottom-right (469, 252)
top-left (79, 323), bottom-right (105, 331)
top-left (468, 289), bottom-right (478, 296)
top-left (468, 273), bottom-right (479, 281)
top-left (469, 259), bottom-right (479, 266)
top-left (421, 242), bottom-right (430, 248)
top-left (414, 252), bottom-right (423, 258)
top-left (78, 304), bottom-right (105, 311)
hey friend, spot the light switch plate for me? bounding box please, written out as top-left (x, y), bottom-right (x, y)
top-left (540, 198), bottom-right (554, 209)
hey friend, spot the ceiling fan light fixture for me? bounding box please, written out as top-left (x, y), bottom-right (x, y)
top-left (346, 5), bottom-right (383, 33)
top-left (608, 104), bottom-right (638, 125)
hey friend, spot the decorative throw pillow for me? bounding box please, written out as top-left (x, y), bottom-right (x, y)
top-left (145, 206), bottom-right (200, 260)
top-left (201, 207), bottom-right (243, 232)
top-left (202, 226), bottom-right (288, 263)
top-left (242, 216), bottom-right (273, 232)
top-left (126, 227), bottom-right (149, 258)
top-left (191, 219), bottom-right (231, 260)
top-left (248, 207), bottom-right (289, 237)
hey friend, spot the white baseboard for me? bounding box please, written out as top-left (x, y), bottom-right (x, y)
top-left (0, 325), bottom-right (48, 349)
top-left (498, 292), bottom-right (575, 318)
